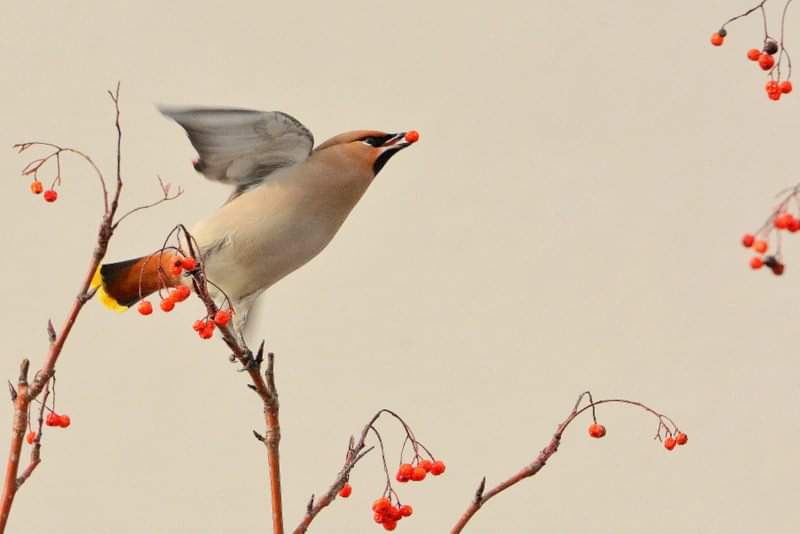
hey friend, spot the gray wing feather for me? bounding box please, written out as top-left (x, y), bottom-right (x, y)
top-left (159, 107), bottom-right (314, 190)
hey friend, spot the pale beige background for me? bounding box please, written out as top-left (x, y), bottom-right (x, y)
top-left (1, 1), bottom-right (797, 532)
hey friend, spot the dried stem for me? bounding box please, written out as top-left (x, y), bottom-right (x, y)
top-left (450, 394), bottom-right (680, 533)
top-left (0, 84), bottom-right (175, 533)
top-left (183, 239), bottom-right (284, 534)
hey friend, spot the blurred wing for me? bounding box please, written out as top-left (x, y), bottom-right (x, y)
top-left (160, 106), bottom-right (314, 195)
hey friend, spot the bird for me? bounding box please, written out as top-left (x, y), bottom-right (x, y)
top-left (91, 107), bottom-right (419, 341)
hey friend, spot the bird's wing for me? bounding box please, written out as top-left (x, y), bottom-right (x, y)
top-left (159, 107), bottom-right (314, 194)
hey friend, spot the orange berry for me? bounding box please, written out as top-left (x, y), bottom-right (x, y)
top-left (420, 459), bottom-right (433, 472)
top-left (753, 240), bottom-right (768, 254)
top-left (664, 437), bottom-right (677, 451)
top-left (430, 460), bottom-right (446, 475)
top-left (26, 431), bottom-right (36, 445)
top-left (759, 53), bottom-right (775, 70)
top-left (675, 432), bottom-right (688, 446)
top-left (181, 257), bottom-right (197, 271)
top-left (747, 48), bottom-right (761, 61)
top-left (137, 300), bottom-right (153, 315)
top-left (199, 324), bottom-right (215, 339)
top-left (372, 497), bottom-right (391, 513)
top-left (214, 309), bottom-right (232, 326)
top-left (741, 233), bottom-right (755, 248)
top-left (399, 504), bottom-right (413, 517)
top-left (338, 482), bottom-right (352, 498)
top-left (750, 256), bottom-right (764, 269)
top-left (174, 285), bottom-right (191, 302)
top-left (411, 466), bottom-right (426, 481)
top-left (58, 414), bottom-right (71, 428)
top-left (710, 32), bottom-right (724, 46)
top-left (398, 463), bottom-right (413, 478)
top-left (43, 189), bottom-right (58, 202)
top-left (30, 181), bottom-right (43, 194)
top-left (781, 80), bottom-right (793, 94)
top-left (160, 298), bottom-right (176, 312)
top-left (588, 423), bottom-right (606, 438)
top-left (382, 520), bottom-right (397, 531)
top-left (775, 212), bottom-right (792, 229)
top-left (404, 130), bottom-right (420, 143)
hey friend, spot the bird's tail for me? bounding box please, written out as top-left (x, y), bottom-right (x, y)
top-left (91, 252), bottom-right (181, 311)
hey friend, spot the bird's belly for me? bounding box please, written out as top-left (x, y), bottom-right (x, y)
top-left (200, 207), bottom-right (337, 301)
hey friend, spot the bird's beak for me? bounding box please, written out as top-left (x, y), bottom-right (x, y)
top-left (372, 131), bottom-right (419, 175)
top-left (378, 131), bottom-right (420, 152)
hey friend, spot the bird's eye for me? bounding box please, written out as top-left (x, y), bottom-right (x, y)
top-left (362, 135), bottom-right (392, 147)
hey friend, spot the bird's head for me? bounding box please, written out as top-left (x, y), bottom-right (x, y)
top-left (315, 129), bottom-right (420, 176)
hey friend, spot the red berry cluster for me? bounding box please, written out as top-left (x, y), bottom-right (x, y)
top-left (739, 194), bottom-right (800, 276)
top-left (29, 180), bottom-right (58, 202)
top-left (137, 256), bottom-right (197, 315)
top-left (711, 3), bottom-right (794, 100)
top-left (371, 497), bottom-right (413, 531)
top-left (45, 412), bottom-right (71, 429)
top-left (394, 458), bottom-right (446, 483)
top-left (587, 421), bottom-right (688, 452)
top-left (192, 309), bottom-right (232, 340)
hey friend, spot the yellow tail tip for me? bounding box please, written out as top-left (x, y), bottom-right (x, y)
top-left (92, 266), bottom-right (128, 313)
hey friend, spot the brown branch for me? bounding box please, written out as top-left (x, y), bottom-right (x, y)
top-left (0, 361), bottom-right (30, 531)
top-left (0, 83), bottom-right (169, 533)
top-left (183, 241), bottom-right (284, 534)
top-left (293, 412), bottom-right (386, 534)
top-left (450, 394), bottom-right (682, 533)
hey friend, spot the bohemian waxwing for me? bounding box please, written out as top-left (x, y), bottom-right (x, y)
top-left (92, 107), bottom-right (419, 338)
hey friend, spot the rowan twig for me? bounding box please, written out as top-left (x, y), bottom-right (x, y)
top-left (450, 394), bottom-right (682, 533)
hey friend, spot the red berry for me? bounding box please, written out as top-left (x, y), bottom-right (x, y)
top-left (26, 431), bottom-right (36, 445)
top-left (386, 506), bottom-right (402, 521)
top-left (199, 324), bottom-right (215, 339)
top-left (399, 504), bottom-right (413, 517)
top-left (160, 298), bottom-right (176, 312)
top-left (174, 285), bottom-right (191, 302)
top-left (768, 90), bottom-right (782, 101)
top-left (753, 240), bottom-right (768, 254)
top-left (338, 483), bottom-right (352, 498)
top-left (30, 181), bottom-right (43, 195)
top-left (771, 262), bottom-right (785, 276)
top-left (396, 473), bottom-right (409, 483)
top-left (664, 437), bottom-right (677, 451)
top-left (775, 212), bottom-right (792, 229)
top-left (58, 414), bottom-right (71, 428)
top-left (181, 257), bottom-right (197, 271)
top-left (398, 463), bottom-right (413, 478)
top-left (780, 80), bottom-right (793, 94)
top-left (741, 233), bottom-right (755, 248)
top-left (675, 432), bottom-right (688, 446)
top-left (420, 459), bottom-right (433, 472)
top-left (750, 257), bottom-right (764, 269)
top-left (137, 300), bottom-right (153, 315)
top-left (759, 53), bottom-right (775, 70)
top-left (192, 319), bottom-right (205, 331)
top-left (404, 130), bottom-right (420, 143)
top-left (374, 512), bottom-right (386, 524)
top-left (214, 309), bottom-right (232, 326)
top-left (588, 423), bottom-right (606, 438)
top-left (411, 466), bottom-right (427, 481)
top-left (43, 189), bottom-right (58, 203)
top-left (747, 48), bottom-right (761, 61)
top-left (372, 497), bottom-right (391, 513)
top-left (382, 520), bottom-right (397, 531)
top-left (430, 460), bottom-right (446, 475)
top-left (710, 32), bottom-right (724, 46)
top-left (171, 265), bottom-right (183, 276)
top-left (46, 413), bottom-right (59, 427)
